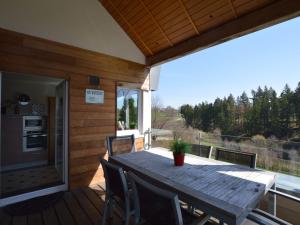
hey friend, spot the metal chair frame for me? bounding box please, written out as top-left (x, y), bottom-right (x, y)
top-left (127, 171), bottom-right (209, 225)
top-left (100, 157), bottom-right (134, 225)
top-left (127, 171), bottom-right (184, 225)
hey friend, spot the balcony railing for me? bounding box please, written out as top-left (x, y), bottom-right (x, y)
top-left (260, 188), bottom-right (300, 224)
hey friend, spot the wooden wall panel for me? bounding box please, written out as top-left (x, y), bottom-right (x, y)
top-left (135, 137), bottom-right (144, 151)
top-left (0, 28), bottom-right (147, 189)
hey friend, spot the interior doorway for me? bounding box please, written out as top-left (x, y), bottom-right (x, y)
top-left (0, 72), bottom-right (68, 206)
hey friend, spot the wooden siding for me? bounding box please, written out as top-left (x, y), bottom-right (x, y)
top-left (0, 28), bottom-right (147, 189)
top-left (135, 137), bottom-right (144, 150)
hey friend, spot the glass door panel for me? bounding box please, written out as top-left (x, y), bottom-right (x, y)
top-left (0, 72), bottom-right (67, 202)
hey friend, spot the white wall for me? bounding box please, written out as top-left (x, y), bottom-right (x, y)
top-left (0, 0), bottom-right (145, 64)
top-left (142, 90), bottom-right (151, 148)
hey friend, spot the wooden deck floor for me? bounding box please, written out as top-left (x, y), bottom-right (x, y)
top-left (0, 183), bottom-right (261, 225)
top-left (0, 183), bottom-right (123, 225)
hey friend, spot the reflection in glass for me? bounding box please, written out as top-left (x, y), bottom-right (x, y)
top-left (117, 88), bottom-right (139, 130)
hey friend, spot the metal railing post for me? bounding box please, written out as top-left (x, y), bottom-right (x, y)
top-left (268, 183), bottom-right (277, 216)
top-left (143, 128), bottom-right (152, 150)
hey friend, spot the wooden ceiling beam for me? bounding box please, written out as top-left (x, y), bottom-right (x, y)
top-left (105, 0), bottom-right (154, 55)
top-left (178, 0), bottom-right (199, 35)
top-left (138, 0), bottom-right (173, 47)
top-left (147, 0), bottom-right (300, 66)
top-left (228, 0), bottom-right (238, 18)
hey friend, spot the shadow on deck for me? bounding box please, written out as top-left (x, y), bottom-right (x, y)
top-left (0, 182), bottom-right (123, 225)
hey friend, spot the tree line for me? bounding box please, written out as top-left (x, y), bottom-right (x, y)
top-left (180, 83), bottom-right (300, 138)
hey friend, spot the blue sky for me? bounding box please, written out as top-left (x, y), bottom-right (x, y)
top-left (153, 17), bottom-right (300, 108)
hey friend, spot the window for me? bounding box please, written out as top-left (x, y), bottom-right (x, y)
top-left (117, 87), bottom-right (141, 133)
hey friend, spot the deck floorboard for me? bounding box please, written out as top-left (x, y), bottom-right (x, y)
top-left (42, 206), bottom-right (60, 225)
top-left (54, 197), bottom-right (76, 225)
top-left (73, 189), bottom-right (101, 225)
top-left (64, 191), bottom-right (93, 225)
top-left (28, 213), bottom-right (43, 225)
top-left (0, 185), bottom-right (122, 225)
top-left (0, 208), bottom-right (11, 225)
top-left (12, 215), bottom-right (27, 225)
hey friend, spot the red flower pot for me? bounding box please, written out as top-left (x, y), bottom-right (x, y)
top-left (173, 153), bottom-right (185, 166)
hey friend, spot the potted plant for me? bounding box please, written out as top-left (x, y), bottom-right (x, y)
top-left (170, 140), bottom-right (191, 166)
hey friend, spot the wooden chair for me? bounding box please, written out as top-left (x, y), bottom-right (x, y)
top-left (246, 209), bottom-right (292, 225)
top-left (106, 134), bottom-right (136, 157)
top-left (215, 147), bottom-right (257, 168)
top-left (127, 171), bottom-right (209, 225)
top-left (99, 158), bottom-right (134, 225)
top-left (191, 144), bottom-right (213, 158)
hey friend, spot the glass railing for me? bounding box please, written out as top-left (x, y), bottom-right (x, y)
top-left (150, 128), bottom-right (300, 176)
top-left (259, 188), bottom-right (300, 225)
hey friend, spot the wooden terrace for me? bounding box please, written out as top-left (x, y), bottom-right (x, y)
top-left (0, 183), bottom-right (124, 225)
top-left (0, 183), bottom-right (262, 225)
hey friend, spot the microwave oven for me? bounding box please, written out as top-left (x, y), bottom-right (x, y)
top-left (23, 116), bottom-right (46, 131)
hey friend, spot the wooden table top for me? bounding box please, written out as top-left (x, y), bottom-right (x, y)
top-left (110, 147), bottom-right (276, 225)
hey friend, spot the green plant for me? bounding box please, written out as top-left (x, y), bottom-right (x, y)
top-left (170, 140), bottom-right (191, 155)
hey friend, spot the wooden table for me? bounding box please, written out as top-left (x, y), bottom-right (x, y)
top-left (110, 147), bottom-right (276, 225)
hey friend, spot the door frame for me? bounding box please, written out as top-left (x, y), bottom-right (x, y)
top-left (0, 72), bottom-right (69, 207)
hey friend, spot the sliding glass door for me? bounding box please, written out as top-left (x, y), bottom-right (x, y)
top-left (0, 72), bottom-right (68, 206)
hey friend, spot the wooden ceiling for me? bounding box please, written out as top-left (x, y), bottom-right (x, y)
top-left (100, 0), bottom-right (300, 65)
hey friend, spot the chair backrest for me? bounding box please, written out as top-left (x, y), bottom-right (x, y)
top-left (215, 147), bottom-right (257, 168)
top-left (106, 135), bottom-right (136, 157)
top-left (128, 171), bottom-right (183, 225)
top-left (99, 157), bottom-right (129, 202)
top-left (191, 144), bottom-right (213, 158)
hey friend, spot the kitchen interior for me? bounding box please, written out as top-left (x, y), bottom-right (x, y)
top-left (0, 72), bottom-right (66, 199)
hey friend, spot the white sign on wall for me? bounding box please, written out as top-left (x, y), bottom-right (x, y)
top-left (85, 89), bottom-right (104, 104)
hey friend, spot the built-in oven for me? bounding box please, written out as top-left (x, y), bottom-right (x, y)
top-left (23, 116), bottom-right (46, 131)
top-left (23, 116), bottom-right (47, 152)
top-left (23, 130), bottom-right (47, 152)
